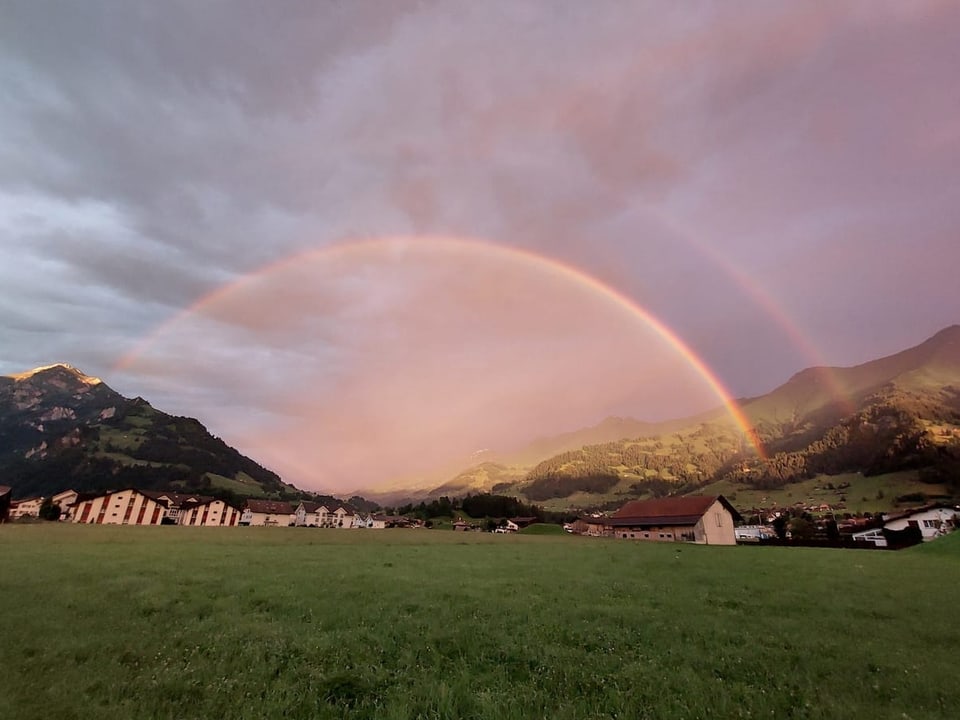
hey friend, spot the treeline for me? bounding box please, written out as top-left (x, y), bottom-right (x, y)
top-left (730, 398), bottom-right (957, 491)
top-left (102, 406), bottom-right (283, 490)
top-left (393, 493), bottom-right (562, 523)
top-left (521, 423), bottom-right (743, 499)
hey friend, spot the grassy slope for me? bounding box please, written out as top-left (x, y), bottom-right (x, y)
top-left (205, 471), bottom-right (272, 497)
top-left (2, 526), bottom-right (958, 720)
top-left (700, 470), bottom-right (955, 515)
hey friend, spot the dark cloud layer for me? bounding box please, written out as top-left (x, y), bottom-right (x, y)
top-left (2, 1), bottom-right (959, 490)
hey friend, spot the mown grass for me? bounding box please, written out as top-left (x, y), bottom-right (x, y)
top-left (1, 525), bottom-right (958, 719)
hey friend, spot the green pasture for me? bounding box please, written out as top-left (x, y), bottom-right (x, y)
top-left (205, 471), bottom-right (272, 497)
top-left (1, 525), bottom-right (958, 720)
top-left (703, 470), bottom-right (954, 515)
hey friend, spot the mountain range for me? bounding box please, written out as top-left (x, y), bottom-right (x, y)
top-left (366, 325), bottom-right (960, 509)
top-left (0, 364), bottom-right (294, 501)
top-left (3, 326), bottom-right (959, 511)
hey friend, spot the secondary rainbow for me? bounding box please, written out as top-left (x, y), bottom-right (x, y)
top-left (115, 235), bottom-right (766, 458)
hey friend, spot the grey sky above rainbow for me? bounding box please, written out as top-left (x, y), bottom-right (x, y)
top-left (2, 2), bottom-right (959, 492)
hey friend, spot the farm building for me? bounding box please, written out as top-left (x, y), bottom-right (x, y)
top-left (579, 495), bottom-right (742, 545)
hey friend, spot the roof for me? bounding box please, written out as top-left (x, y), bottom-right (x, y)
top-left (299, 501), bottom-right (322, 513)
top-left (187, 497), bottom-right (242, 511)
top-left (0, 486), bottom-right (11, 498)
top-left (245, 499), bottom-right (295, 514)
top-left (141, 491), bottom-right (213, 507)
top-left (610, 495), bottom-right (742, 526)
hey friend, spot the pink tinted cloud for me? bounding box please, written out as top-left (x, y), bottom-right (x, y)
top-left (121, 238), bottom-right (728, 491)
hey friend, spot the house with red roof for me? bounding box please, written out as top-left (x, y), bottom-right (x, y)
top-left (72, 489), bottom-right (169, 525)
top-left (240, 499), bottom-right (295, 526)
top-left (9, 496), bottom-right (44, 520)
top-left (142, 491), bottom-right (212, 525)
top-left (178, 497), bottom-right (243, 526)
top-left (581, 495), bottom-right (742, 545)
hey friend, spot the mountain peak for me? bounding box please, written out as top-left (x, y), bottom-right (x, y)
top-left (7, 363), bottom-right (103, 386)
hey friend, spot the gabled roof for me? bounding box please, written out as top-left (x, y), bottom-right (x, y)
top-left (245, 499), bottom-right (295, 514)
top-left (610, 495), bottom-right (742, 526)
top-left (299, 501), bottom-right (322, 513)
top-left (71, 491), bottom-right (106, 505)
top-left (0, 485), bottom-right (11, 498)
top-left (187, 497), bottom-right (242, 511)
top-left (73, 488), bottom-right (173, 507)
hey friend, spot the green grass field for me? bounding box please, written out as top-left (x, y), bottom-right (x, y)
top-left (1, 525), bottom-right (958, 719)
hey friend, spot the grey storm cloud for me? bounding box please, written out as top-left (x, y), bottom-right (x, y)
top-left (1, 1), bottom-right (959, 490)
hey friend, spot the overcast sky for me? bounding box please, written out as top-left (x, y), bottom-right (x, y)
top-left (2, 1), bottom-right (959, 492)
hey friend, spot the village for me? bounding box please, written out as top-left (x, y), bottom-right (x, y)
top-left (1, 485), bottom-right (956, 550)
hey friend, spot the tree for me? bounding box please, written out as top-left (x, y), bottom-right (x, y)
top-left (789, 516), bottom-right (817, 541)
top-left (772, 514), bottom-right (788, 540)
top-left (38, 497), bottom-right (61, 522)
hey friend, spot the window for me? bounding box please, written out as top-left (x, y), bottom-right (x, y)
top-left (716, 513), bottom-right (722, 527)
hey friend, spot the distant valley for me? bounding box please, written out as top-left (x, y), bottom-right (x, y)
top-left (364, 325), bottom-right (960, 512)
top-left (3, 326), bottom-right (959, 515)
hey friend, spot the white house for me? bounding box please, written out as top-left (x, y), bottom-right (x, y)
top-left (72, 489), bottom-right (168, 525)
top-left (142, 491), bottom-right (210, 524)
top-left (852, 527), bottom-right (888, 547)
top-left (355, 514), bottom-right (388, 529)
top-left (295, 501), bottom-right (326, 526)
top-left (52, 489), bottom-right (78, 520)
top-left (882, 505), bottom-right (958, 541)
top-left (179, 498), bottom-right (243, 527)
top-left (10, 496), bottom-right (44, 519)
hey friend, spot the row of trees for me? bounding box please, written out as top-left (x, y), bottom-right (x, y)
top-left (391, 493), bottom-right (565, 523)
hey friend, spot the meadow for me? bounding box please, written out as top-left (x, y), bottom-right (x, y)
top-left (1, 525), bottom-right (958, 720)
